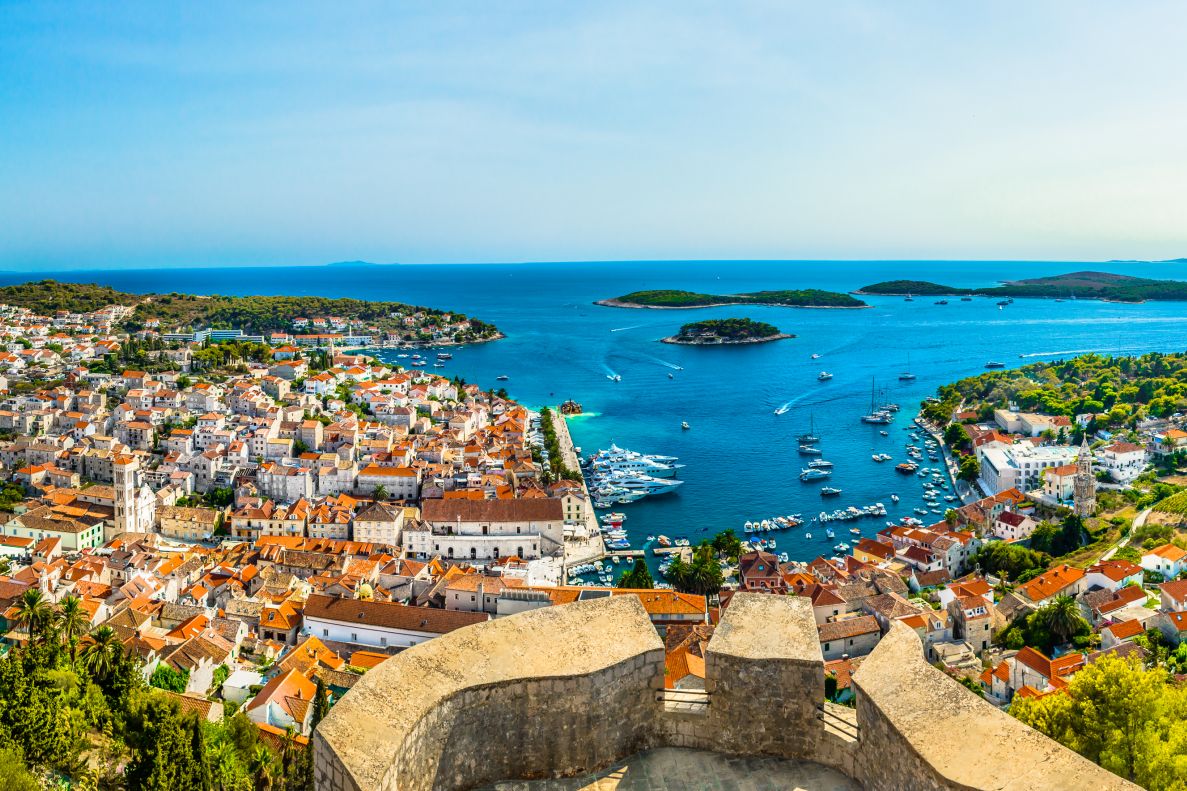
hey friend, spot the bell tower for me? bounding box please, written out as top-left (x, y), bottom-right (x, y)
top-left (1073, 437), bottom-right (1096, 517)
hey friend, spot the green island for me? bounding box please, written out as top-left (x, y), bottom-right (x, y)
top-left (0, 279), bottom-right (501, 343)
top-left (661, 318), bottom-right (791, 345)
top-left (595, 288), bottom-right (867, 309)
top-left (856, 270), bottom-right (1187, 303)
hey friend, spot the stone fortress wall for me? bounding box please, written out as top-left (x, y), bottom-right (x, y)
top-left (314, 593), bottom-right (1137, 791)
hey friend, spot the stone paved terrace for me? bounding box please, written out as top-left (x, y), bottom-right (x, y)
top-left (485, 748), bottom-right (860, 791)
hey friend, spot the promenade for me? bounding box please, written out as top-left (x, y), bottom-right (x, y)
top-left (550, 408), bottom-right (606, 570)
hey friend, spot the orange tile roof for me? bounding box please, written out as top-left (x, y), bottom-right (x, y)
top-left (1018, 564), bottom-right (1084, 603)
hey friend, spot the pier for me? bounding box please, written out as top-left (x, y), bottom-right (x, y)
top-left (553, 407), bottom-right (606, 571)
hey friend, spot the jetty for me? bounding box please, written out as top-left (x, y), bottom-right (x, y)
top-left (554, 408), bottom-right (606, 572)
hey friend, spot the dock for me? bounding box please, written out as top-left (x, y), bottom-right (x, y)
top-left (606, 549), bottom-right (646, 559)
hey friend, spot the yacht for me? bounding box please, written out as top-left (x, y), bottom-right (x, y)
top-left (817, 371), bottom-right (833, 381)
top-left (800, 468), bottom-right (831, 481)
top-left (594, 472), bottom-right (684, 495)
top-left (436, 352), bottom-right (452, 359)
top-left (934, 299), bottom-right (948, 305)
top-left (807, 459), bottom-right (833, 468)
top-left (496, 375), bottom-right (510, 381)
top-left (898, 352), bottom-right (916, 381)
top-left (985, 361), bottom-right (1005, 369)
top-left (591, 455), bottom-right (683, 478)
top-left (798, 445), bottom-right (823, 456)
top-left (820, 486), bottom-right (842, 496)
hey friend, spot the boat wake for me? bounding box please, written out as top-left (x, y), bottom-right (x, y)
top-left (1018, 347), bottom-right (1134, 359)
top-left (610, 325), bottom-right (643, 333)
top-left (773, 402), bottom-right (791, 415)
top-left (643, 354), bottom-right (684, 371)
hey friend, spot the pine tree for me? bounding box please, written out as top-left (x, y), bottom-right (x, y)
top-left (617, 558), bottom-right (654, 589)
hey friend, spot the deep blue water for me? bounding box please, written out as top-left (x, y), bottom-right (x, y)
top-left (12, 260), bottom-right (1187, 564)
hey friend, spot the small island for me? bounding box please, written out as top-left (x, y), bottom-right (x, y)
top-left (855, 270), bottom-right (1187, 303)
top-left (661, 318), bottom-right (792, 345)
top-left (597, 288), bottom-right (867, 309)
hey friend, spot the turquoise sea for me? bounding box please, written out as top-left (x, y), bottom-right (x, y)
top-left (13, 260), bottom-right (1187, 565)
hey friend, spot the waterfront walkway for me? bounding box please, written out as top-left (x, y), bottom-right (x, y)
top-left (551, 408), bottom-right (605, 569)
top-left (487, 747), bottom-right (859, 791)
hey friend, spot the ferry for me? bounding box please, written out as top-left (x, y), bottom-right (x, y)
top-left (817, 371), bottom-right (833, 381)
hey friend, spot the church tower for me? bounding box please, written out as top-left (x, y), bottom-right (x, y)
top-left (113, 454), bottom-right (141, 537)
top-left (1073, 437), bottom-right (1096, 517)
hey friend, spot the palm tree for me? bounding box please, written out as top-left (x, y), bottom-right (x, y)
top-left (57, 595), bottom-right (90, 664)
top-left (249, 745), bottom-right (277, 791)
top-left (373, 484), bottom-right (389, 501)
top-left (1038, 594), bottom-right (1087, 645)
top-left (81, 625), bottom-right (120, 680)
top-left (14, 588), bottom-right (52, 644)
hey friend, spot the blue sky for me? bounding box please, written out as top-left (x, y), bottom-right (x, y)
top-left (2, 2), bottom-right (1187, 270)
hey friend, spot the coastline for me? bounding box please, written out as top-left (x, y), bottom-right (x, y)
top-left (660, 333), bottom-right (793, 346)
top-left (852, 289), bottom-right (1148, 305)
top-left (594, 298), bottom-right (869, 310)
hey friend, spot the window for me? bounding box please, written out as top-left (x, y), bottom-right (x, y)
top-left (323, 629), bottom-right (329, 637)
top-left (824, 643), bottom-right (830, 652)
top-left (351, 633), bottom-right (358, 642)
top-left (380, 637), bottom-right (387, 646)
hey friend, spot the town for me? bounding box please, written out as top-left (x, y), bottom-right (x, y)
top-left (2, 290), bottom-right (1186, 790)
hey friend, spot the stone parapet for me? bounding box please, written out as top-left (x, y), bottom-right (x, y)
top-left (850, 621), bottom-right (1139, 791)
top-left (314, 595), bottom-right (663, 791)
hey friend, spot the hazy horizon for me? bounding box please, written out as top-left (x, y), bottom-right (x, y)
top-left (4, 2), bottom-right (1187, 270)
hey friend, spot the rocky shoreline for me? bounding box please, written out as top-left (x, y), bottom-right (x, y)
top-left (595, 298), bottom-right (868, 310)
top-left (660, 332), bottom-right (794, 346)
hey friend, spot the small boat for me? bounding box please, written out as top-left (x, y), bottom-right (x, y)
top-left (826, 528), bottom-right (835, 539)
top-left (805, 532), bottom-right (812, 540)
top-left (904, 293), bottom-right (914, 302)
top-left (436, 352), bottom-right (452, 359)
top-left (496, 375), bottom-right (510, 381)
top-left (808, 459), bottom-right (833, 468)
top-left (668, 373), bottom-right (674, 379)
top-left (681, 421), bottom-right (690, 430)
top-left (934, 299), bottom-right (948, 305)
top-left (799, 445), bottom-right (823, 456)
top-left (433, 362), bottom-right (446, 368)
top-left (811, 353), bottom-right (821, 359)
top-left (797, 416), bottom-right (819, 443)
top-left (879, 430), bottom-right (889, 437)
top-left (607, 374), bottom-right (622, 381)
top-left (850, 527), bottom-right (861, 535)
top-left (817, 371), bottom-right (833, 381)
top-left (820, 486), bottom-right (842, 496)
top-left (890, 494), bottom-right (900, 503)
top-left (656, 535), bottom-right (672, 547)
top-left (961, 295), bottom-right (973, 301)
top-left (984, 361), bottom-right (1005, 369)
top-left (800, 468), bottom-right (831, 481)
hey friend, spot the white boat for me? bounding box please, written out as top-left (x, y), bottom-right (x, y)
top-left (811, 353), bottom-right (821, 359)
top-left (681, 421), bottom-right (690, 430)
top-left (799, 445), bottom-right (823, 456)
top-left (817, 371), bottom-right (833, 381)
top-left (808, 459), bottom-right (833, 468)
top-left (800, 468), bottom-right (831, 481)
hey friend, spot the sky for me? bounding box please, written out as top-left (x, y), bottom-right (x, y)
top-left (2, 1), bottom-right (1187, 270)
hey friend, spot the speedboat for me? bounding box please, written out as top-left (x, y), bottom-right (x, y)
top-left (985, 361), bottom-right (1005, 369)
top-left (496, 375), bottom-right (510, 381)
top-left (808, 459), bottom-right (833, 468)
top-left (817, 371), bottom-right (833, 381)
top-left (799, 445), bottom-right (823, 456)
top-left (681, 421), bottom-right (690, 430)
top-left (820, 486), bottom-right (842, 496)
top-left (890, 494), bottom-right (900, 503)
top-left (811, 353), bottom-right (821, 359)
top-left (800, 468), bottom-right (831, 481)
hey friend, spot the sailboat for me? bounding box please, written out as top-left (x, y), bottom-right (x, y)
top-left (860, 378), bottom-right (893, 424)
top-left (898, 352), bottom-right (916, 381)
top-left (797, 415), bottom-right (820, 444)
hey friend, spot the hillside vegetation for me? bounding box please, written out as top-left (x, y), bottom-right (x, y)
top-left (0, 279), bottom-right (500, 339)
top-left (604, 288), bottom-right (865, 308)
top-left (923, 352), bottom-right (1187, 429)
top-left (858, 271), bottom-right (1187, 303)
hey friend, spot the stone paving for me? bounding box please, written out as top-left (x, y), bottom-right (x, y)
top-left (486, 747), bottom-right (862, 791)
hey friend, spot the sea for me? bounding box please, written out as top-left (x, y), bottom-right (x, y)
top-left (12, 260), bottom-right (1187, 571)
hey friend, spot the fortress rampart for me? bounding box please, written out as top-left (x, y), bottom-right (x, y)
top-left (314, 593), bottom-right (1136, 791)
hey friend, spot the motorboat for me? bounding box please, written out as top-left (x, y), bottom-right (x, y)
top-left (817, 371), bottom-right (833, 381)
top-left (800, 468), bottom-right (831, 481)
top-left (808, 459), bottom-right (833, 468)
top-left (820, 486), bottom-right (842, 496)
top-left (799, 445), bottom-right (823, 456)
top-left (985, 361), bottom-right (1005, 369)
top-left (681, 421), bottom-right (690, 430)
top-left (496, 375), bottom-right (510, 381)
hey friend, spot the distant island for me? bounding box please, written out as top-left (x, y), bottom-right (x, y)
top-left (661, 318), bottom-right (792, 345)
top-left (597, 288), bottom-right (867, 309)
top-left (855, 270), bottom-right (1187, 303)
top-left (0, 279), bottom-right (501, 345)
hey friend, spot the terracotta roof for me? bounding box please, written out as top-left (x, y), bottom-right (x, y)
top-left (818, 615), bottom-right (880, 643)
top-left (421, 498), bottom-right (562, 522)
top-left (302, 593), bottom-right (487, 634)
top-left (1160, 579), bottom-right (1187, 602)
top-left (1018, 564), bottom-right (1084, 602)
top-left (1103, 619), bottom-right (1144, 641)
